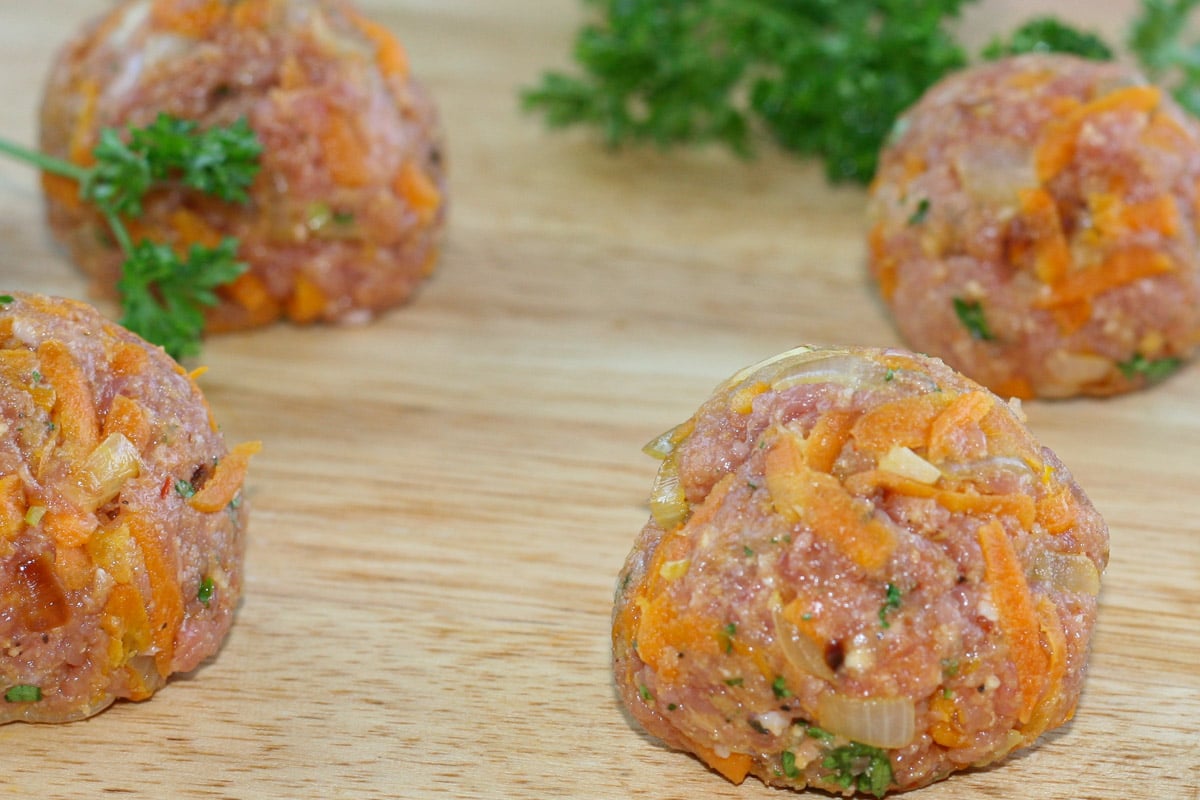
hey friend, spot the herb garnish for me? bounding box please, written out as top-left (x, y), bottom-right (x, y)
top-left (174, 478), bottom-right (197, 499)
top-left (719, 622), bottom-right (737, 653)
top-left (1117, 352), bottom-right (1182, 383)
top-left (952, 297), bottom-right (994, 341)
top-left (526, 3), bottom-right (1200, 182)
top-left (823, 742), bottom-right (893, 797)
top-left (0, 113), bottom-right (261, 359)
top-left (197, 576), bottom-right (215, 606)
top-left (906, 198), bottom-right (931, 226)
top-left (879, 583), bottom-right (902, 628)
top-left (771, 675), bottom-right (791, 699)
top-left (781, 749), bottom-right (800, 779)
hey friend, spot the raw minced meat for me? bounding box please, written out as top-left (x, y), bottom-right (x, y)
top-left (0, 292), bottom-right (257, 723)
top-left (868, 53), bottom-right (1200, 398)
top-left (39, 0), bottom-right (446, 331)
top-left (613, 345), bottom-right (1108, 795)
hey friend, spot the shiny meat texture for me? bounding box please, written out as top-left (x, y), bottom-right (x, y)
top-left (0, 293), bottom-right (257, 723)
top-left (39, 0), bottom-right (446, 331)
top-left (868, 53), bottom-right (1200, 398)
top-left (613, 346), bottom-right (1108, 795)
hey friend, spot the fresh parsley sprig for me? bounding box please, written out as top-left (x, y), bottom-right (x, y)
top-left (0, 113), bottom-right (261, 360)
top-left (525, 1), bottom-right (1200, 183)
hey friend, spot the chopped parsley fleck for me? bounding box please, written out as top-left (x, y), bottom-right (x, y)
top-left (174, 478), bottom-right (196, 498)
top-left (667, 702), bottom-right (678, 711)
top-left (1117, 352), bottom-right (1182, 384)
top-left (879, 583), bottom-right (902, 629)
top-left (823, 742), bottom-right (893, 797)
top-left (883, 368), bottom-right (895, 382)
top-left (5, 684), bottom-right (42, 703)
top-left (197, 576), bottom-right (215, 606)
top-left (724, 677), bottom-right (744, 687)
top-left (941, 657), bottom-right (960, 677)
top-left (781, 749), bottom-right (800, 779)
top-left (907, 197), bottom-right (930, 225)
top-left (0, 295), bottom-right (13, 304)
top-left (772, 675), bottom-right (791, 699)
top-left (806, 725), bottom-right (834, 742)
top-left (742, 545), bottom-right (755, 557)
top-left (952, 297), bottom-right (994, 341)
top-left (719, 622), bottom-right (737, 653)
top-left (638, 684), bottom-right (654, 703)
top-left (30, 370), bottom-right (42, 384)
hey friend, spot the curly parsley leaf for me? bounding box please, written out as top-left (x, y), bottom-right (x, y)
top-left (983, 16), bottom-right (1115, 61)
top-left (523, 0), bottom-right (975, 183)
top-left (1130, 0), bottom-right (1200, 116)
top-left (0, 113), bottom-right (261, 360)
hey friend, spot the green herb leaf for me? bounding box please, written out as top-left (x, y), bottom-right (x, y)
top-left (953, 297), bottom-right (994, 341)
top-left (907, 198), bottom-right (930, 226)
top-left (1129, 0), bottom-right (1200, 117)
top-left (823, 742), bottom-right (894, 797)
top-left (879, 582), bottom-right (902, 628)
top-left (719, 622), bottom-right (737, 653)
top-left (772, 675), bottom-right (791, 699)
top-left (724, 677), bottom-right (744, 687)
top-left (1117, 352), bottom-right (1182, 383)
top-left (174, 478), bottom-right (197, 498)
top-left (522, 0), bottom-right (975, 183)
top-left (0, 114), bottom-right (261, 359)
top-left (198, 576), bottom-right (215, 606)
top-left (781, 749), bottom-right (800, 779)
top-left (4, 684), bottom-right (42, 703)
top-left (983, 16), bottom-right (1115, 60)
top-left (0, 295), bottom-right (14, 304)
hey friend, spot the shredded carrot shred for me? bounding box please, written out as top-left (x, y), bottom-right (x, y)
top-left (127, 514), bottom-right (185, 676)
top-left (868, 223), bottom-right (898, 301)
top-left (44, 509), bottom-right (98, 548)
top-left (42, 173), bottom-right (82, 212)
top-left (692, 744), bottom-right (754, 784)
top-left (38, 338), bottom-right (100, 457)
top-left (109, 341), bottom-right (149, 379)
top-left (929, 690), bottom-right (972, 748)
top-left (765, 433), bottom-right (895, 573)
top-left (285, 274), bottom-right (326, 324)
top-left (54, 544), bottom-right (93, 592)
top-left (321, 112), bottom-right (371, 188)
top-left (804, 410), bottom-right (858, 473)
top-left (1035, 484), bottom-right (1079, 535)
top-left (1016, 187), bottom-right (1071, 284)
top-left (101, 394), bottom-right (153, 453)
top-left (100, 583), bottom-right (152, 671)
top-left (189, 440), bottom-right (262, 513)
top-left (976, 519), bottom-right (1049, 725)
top-left (926, 391), bottom-right (993, 465)
top-left (222, 271), bottom-right (281, 323)
top-left (1023, 597), bottom-right (1069, 739)
top-left (150, 0), bottom-right (226, 37)
top-left (850, 392), bottom-right (952, 456)
top-left (169, 207), bottom-right (223, 250)
top-left (394, 161), bottom-right (441, 224)
top-left (1035, 245), bottom-right (1175, 308)
top-left (230, 0), bottom-right (271, 28)
top-left (0, 474), bottom-right (25, 541)
top-left (1035, 86), bottom-right (1162, 182)
top-left (348, 10), bottom-right (410, 80)
top-left (845, 469), bottom-right (1036, 529)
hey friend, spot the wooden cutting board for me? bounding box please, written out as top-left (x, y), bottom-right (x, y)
top-left (0, 1), bottom-right (1196, 797)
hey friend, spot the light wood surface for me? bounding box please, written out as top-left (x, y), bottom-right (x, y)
top-left (1, 2), bottom-right (1198, 798)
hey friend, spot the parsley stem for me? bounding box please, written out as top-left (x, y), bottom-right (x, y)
top-left (0, 136), bottom-right (89, 183)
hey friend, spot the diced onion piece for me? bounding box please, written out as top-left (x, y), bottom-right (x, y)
top-left (1028, 550), bottom-right (1101, 596)
top-left (65, 432), bottom-right (141, 511)
top-left (773, 605), bottom-right (835, 682)
top-left (642, 427), bottom-right (679, 460)
top-left (648, 458), bottom-right (688, 531)
top-left (878, 445), bottom-right (941, 484)
top-left (953, 138), bottom-right (1037, 205)
top-left (817, 693), bottom-right (916, 749)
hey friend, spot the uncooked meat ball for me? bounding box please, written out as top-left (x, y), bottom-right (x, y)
top-left (39, 0), bottom-right (446, 331)
top-left (868, 54), bottom-right (1200, 398)
top-left (613, 345), bottom-right (1108, 794)
top-left (0, 292), bottom-right (257, 723)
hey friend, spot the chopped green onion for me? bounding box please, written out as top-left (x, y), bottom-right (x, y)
top-left (174, 478), bottom-right (196, 498)
top-left (5, 684), bottom-right (42, 703)
top-left (952, 297), bottom-right (994, 341)
top-left (197, 576), bottom-right (215, 606)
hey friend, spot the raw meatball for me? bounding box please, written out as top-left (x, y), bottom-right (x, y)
top-left (39, 0), bottom-right (446, 331)
top-left (867, 53), bottom-right (1200, 398)
top-left (0, 292), bottom-right (257, 723)
top-left (613, 345), bottom-right (1108, 795)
